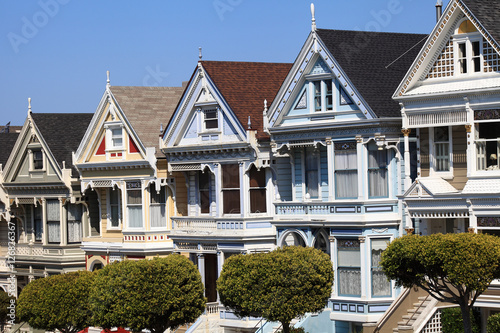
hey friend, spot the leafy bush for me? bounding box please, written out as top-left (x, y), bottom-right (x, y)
top-left (277, 328), bottom-right (306, 333)
top-left (441, 307), bottom-right (480, 333)
top-left (487, 313), bottom-right (500, 333)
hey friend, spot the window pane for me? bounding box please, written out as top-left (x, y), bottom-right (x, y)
top-left (314, 81), bottom-right (321, 111)
top-left (223, 190), bottom-right (240, 214)
top-left (128, 206), bottom-right (143, 228)
top-left (33, 151), bottom-right (43, 169)
top-left (250, 189), bottom-right (266, 213)
top-left (111, 128), bottom-right (122, 147)
top-left (204, 110), bottom-right (218, 129)
top-left (306, 150), bottom-right (319, 198)
top-left (249, 166), bottom-right (266, 187)
top-left (338, 239), bottom-right (361, 296)
top-left (222, 164), bottom-right (239, 188)
top-left (200, 190), bottom-right (210, 214)
top-left (372, 239), bottom-right (391, 297)
top-left (338, 239), bottom-right (360, 267)
top-left (48, 221), bottom-right (60, 243)
top-left (199, 170), bottom-right (211, 214)
top-left (110, 189), bottom-right (119, 205)
top-left (34, 205), bottom-right (43, 241)
top-left (368, 149), bottom-right (388, 198)
top-left (47, 199), bottom-right (60, 221)
top-left (150, 205), bottom-right (166, 228)
top-left (68, 220), bottom-right (82, 243)
top-left (128, 190), bottom-right (142, 205)
top-left (326, 80), bottom-right (333, 110)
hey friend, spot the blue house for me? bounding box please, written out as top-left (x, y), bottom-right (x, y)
top-left (265, 11), bottom-right (427, 331)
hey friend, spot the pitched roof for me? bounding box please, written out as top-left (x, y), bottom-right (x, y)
top-left (0, 132), bottom-right (20, 167)
top-left (31, 113), bottom-right (93, 177)
top-left (110, 86), bottom-right (184, 154)
top-left (461, 0), bottom-right (500, 45)
top-left (316, 29), bottom-right (428, 118)
top-left (200, 61), bottom-right (293, 140)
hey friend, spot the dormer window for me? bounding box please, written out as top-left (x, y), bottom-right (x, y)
top-left (204, 109), bottom-right (218, 130)
top-left (312, 80), bottom-right (333, 112)
top-left (33, 150), bottom-right (43, 169)
top-left (454, 19), bottom-right (482, 75)
top-left (104, 122), bottom-right (124, 153)
top-left (111, 128), bottom-right (123, 148)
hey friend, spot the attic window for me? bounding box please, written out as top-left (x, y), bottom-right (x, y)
top-left (33, 150), bottom-right (43, 170)
top-left (204, 109), bottom-right (218, 130)
top-left (313, 80), bottom-right (333, 112)
top-left (111, 128), bottom-right (123, 148)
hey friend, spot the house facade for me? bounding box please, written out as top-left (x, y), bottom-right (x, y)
top-left (0, 105), bottom-right (92, 295)
top-left (265, 20), bottom-right (427, 331)
top-left (161, 60), bottom-right (291, 309)
top-left (73, 81), bottom-right (184, 270)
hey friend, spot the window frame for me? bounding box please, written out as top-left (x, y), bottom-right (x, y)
top-left (367, 145), bottom-right (389, 199)
top-left (370, 237), bottom-right (392, 298)
top-left (310, 78), bottom-right (333, 112)
top-left (46, 199), bottom-right (61, 244)
top-left (429, 126), bottom-right (453, 178)
top-left (304, 147), bottom-right (320, 200)
top-left (337, 238), bottom-right (362, 297)
top-left (104, 122), bottom-right (125, 153)
top-left (107, 187), bottom-right (122, 230)
top-left (33, 204), bottom-right (43, 242)
top-left (249, 165), bottom-right (267, 214)
top-left (203, 108), bottom-right (219, 132)
top-left (198, 170), bottom-right (211, 215)
top-left (67, 204), bottom-right (83, 244)
top-left (126, 181), bottom-right (143, 229)
top-left (334, 142), bottom-right (359, 200)
top-left (474, 119), bottom-right (500, 173)
top-left (222, 164), bottom-right (241, 215)
top-left (453, 27), bottom-right (483, 76)
top-left (150, 183), bottom-right (167, 229)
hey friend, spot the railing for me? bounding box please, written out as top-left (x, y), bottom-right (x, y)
top-left (407, 110), bottom-right (467, 127)
top-left (15, 243), bottom-right (84, 257)
top-left (172, 217), bottom-right (245, 231)
top-left (476, 139), bottom-right (500, 171)
top-left (206, 302), bottom-right (220, 315)
top-left (15, 243), bottom-right (44, 256)
top-left (275, 203), bottom-right (329, 215)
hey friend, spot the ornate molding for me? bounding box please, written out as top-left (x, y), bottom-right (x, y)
top-left (401, 129), bottom-right (411, 136)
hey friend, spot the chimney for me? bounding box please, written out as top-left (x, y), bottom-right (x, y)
top-left (436, 0), bottom-right (443, 22)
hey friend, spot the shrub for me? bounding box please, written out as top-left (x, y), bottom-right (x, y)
top-left (487, 312), bottom-right (500, 333)
top-left (441, 307), bottom-right (480, 333)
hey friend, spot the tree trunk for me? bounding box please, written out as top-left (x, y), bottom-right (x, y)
top-left (459, 303), bottom-right (473, 333)
top-left (281, 321), bottom-right (291, 333)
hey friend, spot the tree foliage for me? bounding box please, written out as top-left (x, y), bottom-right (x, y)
top-left (89, 255), bottom-right (206, 333)
top-left (441, 307), bottom-right (480, 333)
top-left (0, 290), bottom-right (15, 332)
top-left (487, 312), bottom-right (500, 333)
top-left (17, 271), bottom-right (94, 333)
top-left (217, 246), bottom-right (333, 333)
top-left (381, 233), bottom-right (500, 333)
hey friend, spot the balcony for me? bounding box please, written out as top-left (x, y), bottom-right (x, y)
top-left (12, 243), bottom-right (84, 262)
top-left (172, 217), bottom-right (244, 231)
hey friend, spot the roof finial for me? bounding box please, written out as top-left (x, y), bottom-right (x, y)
top-left (28, 97), bottom-right (32, 114)
top-left (160, 123), bottom-right (163, 133)
top-left (107, 70), bottom-right (110, 87)
top-left (311, 3), bottom-right (316, 32)
top-left (247, 116), bottom-right (251, 129)
top-left (264, 99), bottom-right (268, 112)
top-left (199, 47), bottom-right (202, 61)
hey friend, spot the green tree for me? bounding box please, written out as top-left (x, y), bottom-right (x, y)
top-left (17, 270), bottom-right (94, 333)
top-left (441, 307), bottom-right (480, 333)
top-left (217, 246), bottom-right (334, 333)
top-left (381, 233), bottom-right (500, 333)
top-left (487, 312), bottom-right (500, 333)
top-left (0, 290), bottom-right (15, 332)
top-left (90, 255), bottom-right (206, 333)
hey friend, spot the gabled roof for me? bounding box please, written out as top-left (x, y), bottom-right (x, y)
top-left (0, 132), bottom-right (20, 167)
top-left (461, 0), bottom-right (500, 45)
top-left (200, 61), bottom-right (292, 139)
top-left (316, 29), bottom-right (427, 117)
top-left (31, 113), bottom-right (93, 176)
top-left (110, 86), bottom-right (184, 150)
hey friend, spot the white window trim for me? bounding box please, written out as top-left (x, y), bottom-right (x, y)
top-left (106, 187), bottom-right (122, 230)
top-left (125, 181), bottom-right (144, 230)
top-left (198, 171), bottom-right (212, 216)
top-left (150, 185), bottom-right (168, 230)
top-left (198, 107), bottom-right (221, 134)
top-left (453, 30), bottom-right (483, 76)
top-left (104, 122), bottom-right (125, 154)
top-left (28, 148), bottom-right (46, 172)
top-left (307, 77), bottom-right (333, 113)
top-left (367, 234), bottom-right (395, 300)
top-left (472, 119), bottom-right (500, 176)
top-left (303, 148), bottom-right (321, 201)
top-left (429, 126), bottom-right (454, 179)
top-left (248, 167), bottom-right (269, 216)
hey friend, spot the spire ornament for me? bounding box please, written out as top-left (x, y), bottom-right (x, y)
top-left (311, 3), bottom-right (316, 32)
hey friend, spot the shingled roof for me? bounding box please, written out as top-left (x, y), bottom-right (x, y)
top-left (110, 86), bottom-right (184, 155)
top-left (31, 113), bottom-right (93, 177)
top-left (316, 29), bottom-right (428, 118)
top-left (461, 0), bottom-right (500, 46)
top-left (200, 61), bottom-right (293, 140)
top-left (0, 132), bottom-right (20, 167)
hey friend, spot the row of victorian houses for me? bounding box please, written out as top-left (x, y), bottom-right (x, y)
top-left (1, 0), bottom-right (500, 332)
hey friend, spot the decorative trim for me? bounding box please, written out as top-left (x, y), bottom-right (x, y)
top-left (402, 129), bottom-right (411, 136)
top-left (474, 109), bottom-right (500, 121)
top-left (334, 142), bottom-right (357, 150)
top-left (477, 216), bottom-right (500, 227)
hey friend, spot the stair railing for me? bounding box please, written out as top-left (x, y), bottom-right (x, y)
top-left (404, 293), bottom-right (431, 326)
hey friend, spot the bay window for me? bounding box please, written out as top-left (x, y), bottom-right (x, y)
top-left (127, 181), bottom-right (143, 228)
top-left (249, 165), bottom-right (266, 213)
top-left (371, 238), bottom-right (391, 297)
top-left (108, 188), bottom-right (121, 228)
top-left (368, 146), bottom-right (388, 198)
top-left (67, 204), bottom-right (83, 243)
top-left (335, 142), bottom-right (358, 199)
top-left (222, 164), bottom-right (240, 214)
top-left (34, 205), bottom-right (43, 242)
top-left (305, 148), bottom-right (319, 199)
top-left (47, 199), bottom-right (60, 243)
top-left (199, 171), bottom-right (211, 214)
top-left (338, 239), bottom-right (361, 296)
top-left (476, 121), bottom-right (500, 171)
top-left (150, 184), bottom-right (166, 228)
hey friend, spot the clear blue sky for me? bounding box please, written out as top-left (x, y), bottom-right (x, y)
top-left (0, 0), bottom-right (447, 126)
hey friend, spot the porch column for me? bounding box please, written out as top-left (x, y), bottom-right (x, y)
top-left (402, 129), bottom-right (412, 191)
top-left (214, 164), bottom-right (220, 217)
top-left (326, 138), bottom-right (334, 201)
top-left (239, 162), bottom-right (245, 218)
top-left (42, 199), bottom-right (47, 245)
top-left (329, 236), bottom-right (336, 298)
top-left (359, 236), bottom-right (367, 299)
top-left (465, 124), bottom-right (473, 177)
top-left (217, 250), bottom-right (224, 303)
top-left (356, 137), bottom-right (364, 200)
top-left (197, 253), bottom-right (206, 295)
top-left (60, 198), bottom-right (67, 246)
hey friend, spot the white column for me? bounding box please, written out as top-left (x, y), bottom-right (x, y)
top-left (356, 137), bottom-right (364, 200)
top-left (359, 236), bottom-right (367, 299)
top-left (60, 198), bottom-right (67, 246)
top-left (42, 199), bottom-right (47, 245)
top-left (197, 253), bottom-right (205, 294)
top-left (327, 139), bottom-right (334, 201)
top-left (329, 236), bottom-right (337, 298)
top-left (217, 250), bottom-right (224, 303)
top-left (402, 129), bottom-right (412, 191)
top-left (465, 124), bottom-right (473, 177)
top-left (214, 164), bottom-right (221, 217)
top-left (239, 162), bottom-right (245, 218)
